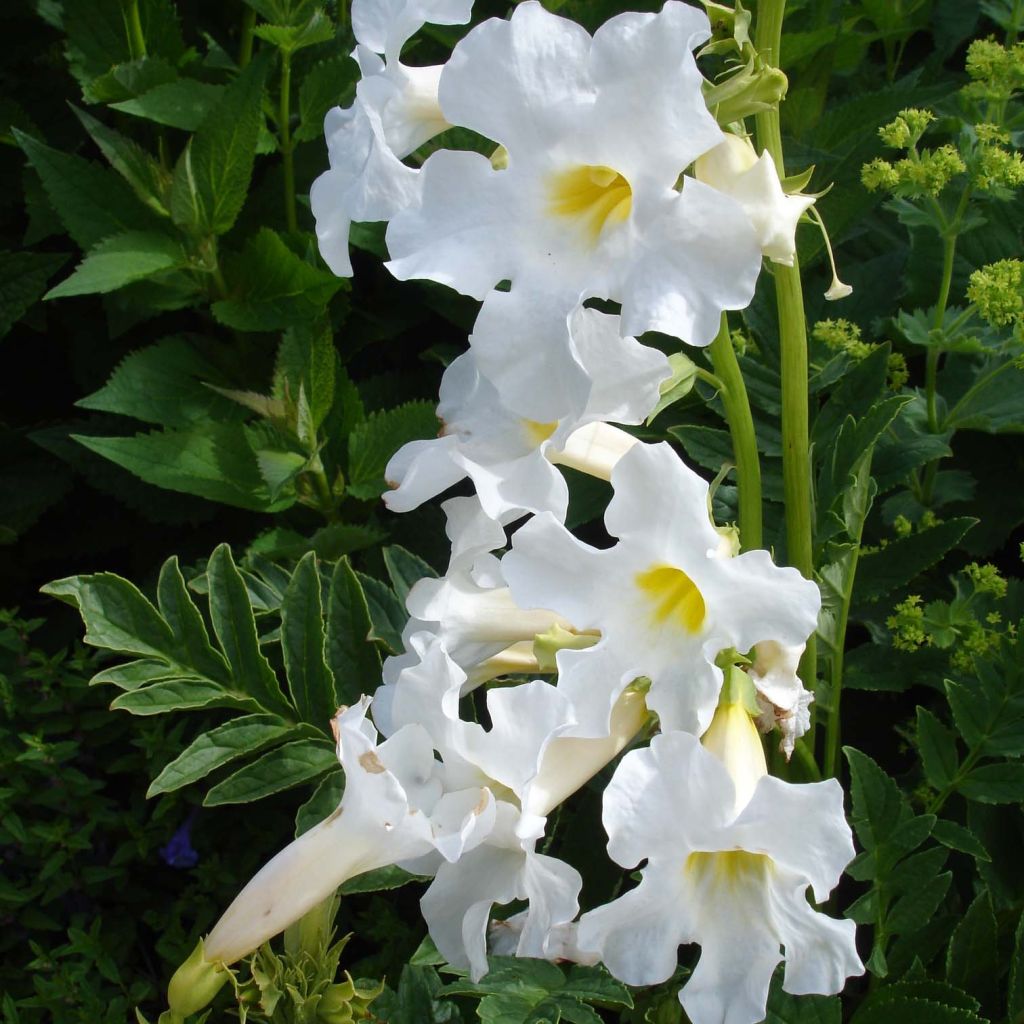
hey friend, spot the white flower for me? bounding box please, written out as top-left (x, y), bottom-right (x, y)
top-left (385, 1), bottom-right (761, 417)
top-left (694, 134), bottom-right (815, 267)
top-left (202, 698), bottom-right (490, 964)
top-left (310, 0), bottom-right (474, 276)
top-left (374, 631), bottom-right (648, 979)
top-left (750, 640), bottom-right (813, 760)
top-left (576, 702), bottom-right (863, 1024)
top-left (502, 441), bottom-right (821, 737)
top-left (384, 306), bottom-right (667, 519)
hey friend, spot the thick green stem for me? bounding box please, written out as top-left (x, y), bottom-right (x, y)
top-left (239, 7), bottom-right (256, 68)
top-left (754, 0), bottom-right (818, 735)
top-left (709, 314), bottom-right (763, 550)
top-left (123, 0), bottom-right (147, 59)
top-left (279, 51), bottom-right (298, 232)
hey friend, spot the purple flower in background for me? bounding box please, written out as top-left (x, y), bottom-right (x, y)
top-left (161, 811), bottom-right (199, 869)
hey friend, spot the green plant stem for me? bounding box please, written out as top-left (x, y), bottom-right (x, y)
top-left (239, 7), bottom-right (256, 68)
top-left (926, 746), bottom-right (983, 817)
top-left (123, 0), bottom-right (147, 60)
top-left (754, 0), bottom-right (819, 749)
top-left (709, 313), bottom-right (763, 550)
top-left (279, 51), bottom-right (298, 233)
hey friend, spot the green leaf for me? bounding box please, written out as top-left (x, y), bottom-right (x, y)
top-left (887, 865), bottom-right (951, 935)
top-left (339, 865), bottom-right (425, 896)
top-left (71, 105), bottom-right (171, 215)
top-left (765, 988), bottom-right (841, 1024)
top-left (917, 706), bottom-right (960, 790)
top-left (851, 991), bottom-right (985, 1024)
top-left (647, 352), bottom-right (698, 424)
top-left (90, 659), bottom-right (178, 690)
top-left (325, 558), bottom-right (382, 705)
top-left (157, 556), bottom-right (230, 682)
top-left (296, 55), bottom-right (358, 143)
top-left (856, 519), bottom-right (976, 602)
top-left (169, 55), bottom-right (270, 235)
top-left (358, 573), bottom-right (406, 655)
top-left (110, 678), bottom-right (253, 715)
top-left (207, 544), bottom-right (291, 716)
top-left (110, 79), bottom-right (226, 131)
top-left (1009, 910), bottom-right (1024, 1020)
top-left (812, 345), bottom-right (890, 450)
top-left (14, 129), bottom-right (162, 249)
top-left (383, 545), bottom-right (437, 605)
top-left (254, 10), bottom-right (335, 52)
top-left (667, 424), bottom-right (734, 476)
top-left (212, 229), bottom-right (341, 332)
top-left (73, 424), bottom-right (292, 512)
top-left (281, 552), bottom-right (336, 730)
top-left (46, 231), bottom-right (185, 299)
top-left (77, 336), bottom-right (245, 429)
top-left (946, 891), bottom-right (998, 1006)
top-left (41, 572), bottom-right (175, 658)
top-left (945, 356), bottom-right (1024, 434)
top-left (946, 652), bottom-right (1024, 758)
top-left (844, 746), bottom-right (911, 856)
top-left (203, 738), bottom-right (336, 805)
top-left (147, 714), bottom-right (295, 795)
top-left (274, 319), bottom-right (337, 430)
top-left (347, 401), bottom-right (439, 501)
top-left (0, 252), bottom-right (68, 340)
top-left (957, 762), bottom-right (1024, 803)
top-left (930, 819), bottom-right (991, 861)
top-left (295, 769), bottom-right (344, 836)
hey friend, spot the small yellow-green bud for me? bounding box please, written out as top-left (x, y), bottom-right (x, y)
top-left (887, 352), bottom-right (909, 391)
top-left (964, 562), bottom-right (1008, 598)
top-left (893, 514), bottom-right (913, 538)
top-left (902, 145), bottom-right (966, 196)
top-left (812, 317), bottom-right (875, 360)
top-left (861, 158), bottom-right (899, 192)
top-left (967, 259), bottom-right (1024, 326)
top-left (974, 145), bottom-right (1024, 191)
top-left (975, 123), bottom-right (1011, 145)
top-left (888, 595), bottom-right (929, 651)
top-left (878, 108), bottom-right (934, 149)
top-left (166, 939), bottom-right (230, 1018)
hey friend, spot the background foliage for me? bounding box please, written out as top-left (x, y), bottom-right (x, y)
top-left (1, 0), bottom-right (1023, 1020)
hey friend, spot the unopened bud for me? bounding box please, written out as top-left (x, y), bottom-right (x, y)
top-left (166, 939), bottom-right (230, 1018)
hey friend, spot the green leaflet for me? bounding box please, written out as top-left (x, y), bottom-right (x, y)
top-left (0, 251), bottom-right (67, 340)
top-left (45, 230), bottom-right (185, 299)
top-left (281, 551), bottom-right (336, 730)
top-left (347, 401), bottom-right (440, 501)
top-left (147, 714), bottom-right (296, 796)
top-left (383, 545), bottom-right (438, 606)
top-left (203, 738), bottom-right (337, 806)
top-left (110, 79), bottom-right (226, 131)
top-left (326, 558), bottom-right (383, 705)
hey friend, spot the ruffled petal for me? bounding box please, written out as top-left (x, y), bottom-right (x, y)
top-left (383, 435), bottom-right (465, 513)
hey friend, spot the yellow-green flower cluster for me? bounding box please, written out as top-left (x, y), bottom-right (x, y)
top-left (888, 595), bottom-right (928, 651)
top-left (963, 561), bottom-right (1008, 599)
top-left (963, 37), bottom-right (1024, 106)
top-left (861, 109), bottom-right (965, 197)
top-left (812, 318), bottom-right (908, 389)
top-left (967, 259), bottom-right (1024, 326)
top-left (974, 138), bottom-right (1024, 191)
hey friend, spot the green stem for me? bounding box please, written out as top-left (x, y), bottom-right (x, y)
top-left (238, 7), bottom-right (256, 68)
top-left (709, 313), bottom-right (763, 551)
top-left (279, 50), bottom-right (298, 232)
top-left (123, 0), bottom-right (147, 60)
top-left (755, 0), bottom-right (818, 742)
top-left (926, 746), bottom-right (982, 817)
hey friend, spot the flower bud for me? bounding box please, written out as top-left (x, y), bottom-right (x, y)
top-left (166, 939), bottom-right (230, 1018)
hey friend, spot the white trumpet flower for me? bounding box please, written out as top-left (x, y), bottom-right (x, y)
top-left (384, 306), bottom-right (666, 519)
top-left (576, 700), bottom-right (862, 1024)
top-left (502, 441), bottom-right (820, 738)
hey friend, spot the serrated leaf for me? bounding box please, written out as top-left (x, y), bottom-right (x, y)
top-left (110, 79), bottom-right (226, 131)
top-left (296, 55), bottom-right (358, 142)
top-left (90, 659), bottom-right (177, 690)
top-left (207, 543), bottom-right (291, 716)
top-left (887, 868), bottom-right (951, 936)
top-left (347, 401), bottom-right (439, 501)
top-left (957, 762), bottom-right (1024, 803)
top-left (85, 56), bottom-right (180, 105)
top-left (281, 552), bottom-right (336, 730)
top-left (0, 251), bottom-right (68, 340)
top-left (157, 556), bottom-right (231, 682)
top-left (46, 230), bottom-right (185, 299)
top-left (812, 345), bottom-right (890, 450)
top-left (274, 319), bottom-right (336, 429)
top-left (14, 129), bottom-right (162, 249)
top-left (73, 424), bottom-right (292, 512)
top-left (358, 572), bottom-right (406, 655)
top-left (856, 519), bottom-right (976, 602)
top-left (212, 229), bottom-right (341, 331)
top-left (930, 820), bottom-right (991, 861)
top-left (169, 55), bottom-right (270, 235)
top-left (295, 769), bottom-right (344, 836)
top-left (203, 738), bottom-right (336, 805)
top-left (946, 891), bottom-right (998, 1006)
top-left (77, 336), bottom-right (244, 429)
top-left (71, 105), bottom-right (171, 215)
top-left (383, 545), bottom-right (437, 605)
top-left (110, 678), bottom-right (252, 715)
top-left (325, 558), bottom-right (382, 704)
top-left (844, 746), bottom-right (910, 855)
top-left (945, 356), bottom-right (1024, 434)
top-left (917, 706), bottom-right (959, 790)
top-left (851, 991), bottom-right (986, 1024)
top-left (147, 714), bottom-right (295, 795)
top-left (667, 424), bottom-right (734, 475)
top-left (765, 988), bottom-right (841, 1024)
top-left (254, 10), bottom-right (334, 52)
top-left (945, 655), bottom-right (1024, 758)
top-left (339, 865), bottom-right (425, 895)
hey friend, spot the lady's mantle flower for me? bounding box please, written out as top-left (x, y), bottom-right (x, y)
top-left (310, 0), bottom-right (474, 276)
top-left (502, 441), bottom-right (820, 738)
top-left (576, 697), bottom-right (862, 1024)
top-left (384, 306), bottom-right (667, 520)
top-left (386, 1), bottom-right (761, 420)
